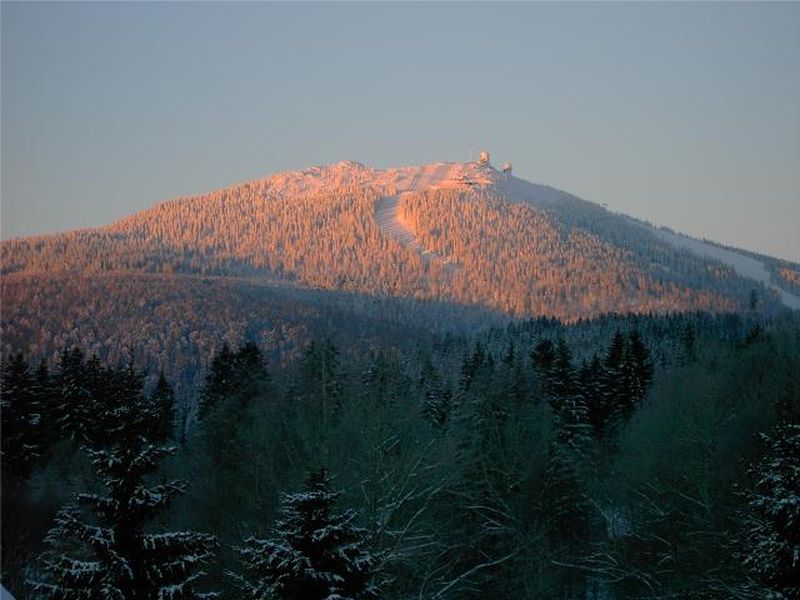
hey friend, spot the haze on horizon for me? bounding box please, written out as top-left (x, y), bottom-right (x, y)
top-left (2, 2), bottom-right (799, 262)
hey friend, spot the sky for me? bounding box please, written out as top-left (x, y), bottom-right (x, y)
top-left (2, 2), bottom-right (799, 261)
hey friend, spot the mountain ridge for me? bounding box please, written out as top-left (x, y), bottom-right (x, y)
top-left (2, 157), bottom-right (799, 384)
top-left (3, 158), bottom-right (798, 311)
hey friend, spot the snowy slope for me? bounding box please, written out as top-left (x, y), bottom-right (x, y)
top-left (372, 162), bottom-right (492, 263)
top-left (367, 158), bottom-right (799, 310)
top-left (649, 227), bottom-right (800, 310)
top-left (371, 160), bottom-right (557, 263)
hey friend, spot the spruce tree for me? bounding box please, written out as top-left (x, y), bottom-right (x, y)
top-left (539, 340), bottom-right (593, 544)
top-left (1, 352), bottom-right (40, 482)
top-left (233, 468), bottom-right (379, 600)
top-left (419, 358), bottom-right (451, 429)
top-left (31, 363), bottom-right (217, 599)
top-left (550, 338), bottom-right (575, 413)
top-left (199, 342), bottom-right (269, 418)
top-left (55, 348), bottom-right (92, 443)
top-left (581, 356), bottom-right (608, 440)
top-left (530, 338), bottom-right (556, 394)
top-left (192, 342), bottom-right (272, 539)
top-left (618, 332), bottom-right (652, 424)
top-left (628, 331), bottom-right (654, 391)
top-left (150, 371), bottom-right (176, 442)
top-left (362, 351), bottom-right (398, 410)
top-left (741, 423), bottom-right (800, 599)
top-left (32, 360), bottom-right (57, 454)
top-left (299, 339), bottom-right (343, 418)
top-left (233, 342), bottom-right (270, 408)
top-left (198, 343), bottom-right (235, 418)
top-left (596, 330), bottom-right (634, 438)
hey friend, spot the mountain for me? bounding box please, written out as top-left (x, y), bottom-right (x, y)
top-left (2, 157), bottom-right (798, 384)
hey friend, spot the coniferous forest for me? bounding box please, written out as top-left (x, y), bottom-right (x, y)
top-left (3, 311), bottom-right (798, 599)
top-left (4, 3), bottom-right (800, 599)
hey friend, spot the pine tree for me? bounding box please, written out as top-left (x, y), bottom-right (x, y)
top-left (299, 339), bottom-right (343, 417)
top-left (741, 423), bottom-right (800, 599)
top-left (199, 343), bottom-right (235, 418)
top-left (419, 358), bottom-right (451, 429)
top-left (192, 343), bottom-right (272, 539)
top-left (545, 440), bottom-right (591, 544)
top-left (550, 338), bottom-right (575, 414)
top-left (500, 342), bottom-right (526, 408)
top-left (532, 338), bottom-right (592, 546)
top-left (613, 331), bottom-right (653, 425)
top-left (32, 360), bottom-right (57, 454)
top-left (1, 352), bottom-right (41, 482)
top-left (581, 356), bottom-right (608, 440)
top-left (55, 348), bottom-right (92, 444)
top-left (199, 342), bottom-right (269, 418)
top-left (150, 371), bottom-right (177, 442)
top-left (628, 331), bottom-right (654, 391)
top-left (595, 330), bottom-right (634, 438)
top-left (530, 338), bottom-right (556, 392)
top-left (233, 342), bottom-right (270, 408)
top-left (362, 351), bottom-right (395, 409)
top-left (31, 363), bottom-right (217, 599)
top-left (233, 468), bottom-right (379, 600)
top-left (459, 342), bottom-right (487, 394)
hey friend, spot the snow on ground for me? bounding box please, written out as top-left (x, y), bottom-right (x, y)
top-left (652, 227), bottom-right (800, 310)
top-left (375, 193), bottom-right (419, 249)
top-left (282, 159), bottom-right (799, 310)
top-left (372, 162), bottom-right (498, 266)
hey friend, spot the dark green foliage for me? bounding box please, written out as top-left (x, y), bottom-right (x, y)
top-left (682, 323), bottom-right (697, 364)
top-left (31, 360), bottom-right (58, 450)
top-left (581, 356), bottom-right (606, 439)
top-left (54, 348), bottom-right (92, 444)
top-left (540, 340), bottom-right (593, 545)
top-left (233, 468), bottom-right (379, 600)
top-left (150, 371), bottom-right (177, 442)
top-left (297, 339), bottom-right (343, 419)
top-left (190, 343), bottom-right (275, 543)
top-left (200, 342), bottom-right (269, 418)
top-left (1, 353), bottom-right (41, 482)
top-left (419, 358), bottom-right (452, 428)
top-left (3, 311), bottom-right (799, 599)
top-left (30, 362), bottom-right (217, 599)
top-left (741, 423), bottom-right (800, 599)
top-left (530, 338), bottom-right (556, 383)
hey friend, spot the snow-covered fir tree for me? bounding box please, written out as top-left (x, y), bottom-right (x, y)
top-left (741, 423), bottom-right (800, 600)
top-left (233, 468), bottom-right (379, 600)
top-left (30, 364), bottom-right (217, 599)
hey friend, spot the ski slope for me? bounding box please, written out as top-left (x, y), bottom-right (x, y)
top-left (372, 162), bottom-right (494, 266)
top-left (373, 158), bottom-right (799, 311)
top-left (652, 228), bottom-right (800, 310)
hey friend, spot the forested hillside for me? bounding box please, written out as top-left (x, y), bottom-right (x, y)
top-left (3, 311), bottom-right (798, 598)
top-left (1, 272), bottom-right (500, 393)
top-left (5, 160), bottom-right (796, 387)
top-left (3, 161), bottom-right (789, 322)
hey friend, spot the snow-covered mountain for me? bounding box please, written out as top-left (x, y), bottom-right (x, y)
top-left (2, 157), bottom-right (798, 379)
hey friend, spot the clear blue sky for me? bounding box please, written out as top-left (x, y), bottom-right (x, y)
top-left (3, 2), bottom-right (799, 261)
